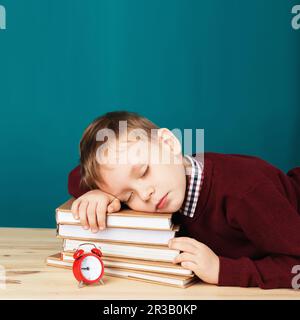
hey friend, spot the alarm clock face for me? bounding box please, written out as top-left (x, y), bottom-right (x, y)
top-left (80, 255), bottom-right (103, 281)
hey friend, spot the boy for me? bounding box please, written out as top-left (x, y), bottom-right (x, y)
top-left (68, 111), bottom-right (300, 289)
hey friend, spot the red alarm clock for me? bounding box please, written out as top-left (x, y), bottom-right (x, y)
top-left (72, 243), bottom-right (105, 288)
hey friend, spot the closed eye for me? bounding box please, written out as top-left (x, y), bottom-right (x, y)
top-left (124, 166), bottom-right (149, 204)
top-left (141, 165), bottom-right (149, 177)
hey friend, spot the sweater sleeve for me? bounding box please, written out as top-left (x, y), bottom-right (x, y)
top-left (68, 165), bottom-right (90, 198)
top-left (218, 182), bottom-right (300, 289)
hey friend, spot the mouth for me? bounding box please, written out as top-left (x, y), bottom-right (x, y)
top-left (156, 193), bottom-right (169, 210)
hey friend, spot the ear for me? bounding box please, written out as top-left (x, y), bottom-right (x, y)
top-left (91, 248), bottom-right (102, 257)
top-left (157, 128), bottom-right (182, 156)
top-left (73, 249), bottom-right (84, 260)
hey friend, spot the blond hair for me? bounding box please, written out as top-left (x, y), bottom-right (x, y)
top-left (79, 110), bottom-right (159, 190)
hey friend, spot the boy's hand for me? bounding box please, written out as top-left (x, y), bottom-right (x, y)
top-left (71, 189), bottom-right (121, 233)
top-left (168, 237), bottom-right (220, 285)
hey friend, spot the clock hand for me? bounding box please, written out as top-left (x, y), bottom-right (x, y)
top-left (81, 267), bottom-right (90, 270)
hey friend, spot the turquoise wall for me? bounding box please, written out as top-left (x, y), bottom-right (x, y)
top-left (0, 0), bottom-right (299, 228)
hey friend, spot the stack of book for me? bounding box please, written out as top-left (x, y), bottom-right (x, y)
top-left (46, 198), bottom-right (199, 288)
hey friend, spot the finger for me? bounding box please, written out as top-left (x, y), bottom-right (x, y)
top-left (173, 252), bottom-right (197, 265)
top-left (71, 199), bottom-right (80, 219)
top-left (169, 237), bottom-right (206, 251)
top-left (172, 237), bottom-right (201, 245)
top-left (86, 202), bottom-right (98, 233)
top-left (107, 198), bottom-right (121, 213)
top-left (96, 201), bottom-right (107, 230)
top-left (78, 201), bottom-right (89, 230)
top-left (180, 261), bottom-right (198, 272)
top-left (168, 239), bottom-right (198, 254)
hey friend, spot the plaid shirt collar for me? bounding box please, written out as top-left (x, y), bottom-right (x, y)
top-left (179, 154), bottom-right (204, 218)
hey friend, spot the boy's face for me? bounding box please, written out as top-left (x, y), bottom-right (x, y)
top-left (95, 128), bottom-right (188, 213)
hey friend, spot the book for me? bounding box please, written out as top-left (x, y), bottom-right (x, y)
top-left (62, 251), bottom-right (193, 276)
top-left (56, 198), bottom-right (174, 230)
top-left (57, 224), bottom-right (179, 246)
top-left (46, 253), bottom-right (198, 289)
top-left (49, 199), bottom-right (199, 288)
top-left (63, 239), bottom-right (180, 262)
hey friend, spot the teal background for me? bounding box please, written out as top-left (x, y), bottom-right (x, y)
top-left (0, 0), bottom-right (299, 228)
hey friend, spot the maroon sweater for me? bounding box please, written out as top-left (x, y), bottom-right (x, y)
top-left (67, 152), bottom-right (300, 289)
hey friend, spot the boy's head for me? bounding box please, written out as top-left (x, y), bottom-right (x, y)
top-left (79, 111), bottom-right (191, 213)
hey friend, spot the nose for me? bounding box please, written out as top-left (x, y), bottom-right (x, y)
top-left (138, 186), bottom-right (154, 202)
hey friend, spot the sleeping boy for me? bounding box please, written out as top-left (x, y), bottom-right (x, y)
top-left (67, 110), bottom-right (300, 289)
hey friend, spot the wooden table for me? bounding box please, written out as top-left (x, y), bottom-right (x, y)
top-left (0, 227), bottom-right (299, 300)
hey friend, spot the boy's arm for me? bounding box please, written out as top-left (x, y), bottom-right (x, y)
top-left (68, 165), bottom-right (90, 198)
top-left (220, 182), bottom-right (300, 289)
top-left (219, 253), bottom-right (299, 289)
